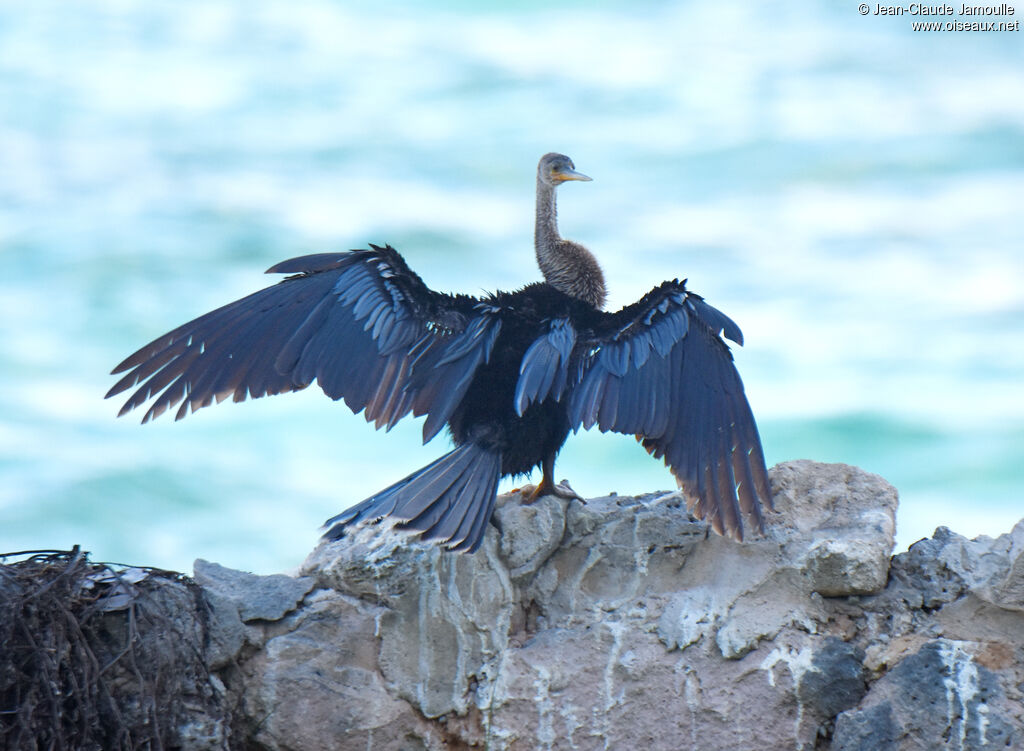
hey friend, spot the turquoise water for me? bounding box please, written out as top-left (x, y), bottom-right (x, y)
top-left (2, 1), bottom-right (1022, 573)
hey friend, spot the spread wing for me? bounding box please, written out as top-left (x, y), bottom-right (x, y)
top-left (567, 281), bottom-right (772, 539)
top-left (106, 244), bottom-right (501, 442)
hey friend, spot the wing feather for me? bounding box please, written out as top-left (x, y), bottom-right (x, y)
top-left (107, 245), bottom-right (492, 443)
top-left (569, 281), bottom-right (771, 539)
top-left (513, 318), bottom-right (576, 416)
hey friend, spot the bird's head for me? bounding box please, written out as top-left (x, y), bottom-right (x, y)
top-left (538, 153), bottom-right (592, 187)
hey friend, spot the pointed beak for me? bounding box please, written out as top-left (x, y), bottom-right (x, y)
top-left (553, 167), bottom-right (592, 183)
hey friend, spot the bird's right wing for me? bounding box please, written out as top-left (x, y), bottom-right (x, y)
top-left (567, 281), bottom-right (772, 539)
top-left (106, 245), bottom-right (501, 441)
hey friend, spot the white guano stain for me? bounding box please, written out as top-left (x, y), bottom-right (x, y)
top-left (532, 664), bottom-right (556, 749)
top-left (759, 644), bottom-right (817, 751)
top-left (632, 511), bottom-right (649, 577)
top-left (599, 619), bottom-right (628, 750)
top-left (683, 664), bottom-right (701, 748)
top-left (444, 558), bottom-right (468, 712)
top-left (938, 640), bottom-right (987, 749)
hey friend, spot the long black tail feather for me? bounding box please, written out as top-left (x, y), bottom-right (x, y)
top-left (322, 443), bottom-right (502, 553)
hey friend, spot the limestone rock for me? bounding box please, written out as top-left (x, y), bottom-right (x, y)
top-left (219, 461), bottom-right (1021, 749)
top-left (236, 590), bottom-right (441, 750)
top-left (226, 461), bottom-right (954, 750)
top-left (193, 558), bottom-right (315, 622)
top-left (768, 459), bottom-right (898, 596)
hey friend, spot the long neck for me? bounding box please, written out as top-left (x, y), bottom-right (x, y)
top-left (534, 177), bottom-right (607, 309)
top-left (534, 177), bottom-right (560, 267)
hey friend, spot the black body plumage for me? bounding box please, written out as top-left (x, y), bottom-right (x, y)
top-left (107, 243), bottom-right (772, 552)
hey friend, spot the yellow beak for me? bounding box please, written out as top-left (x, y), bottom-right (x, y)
top-left (553, 167), bottom-right (592, 183)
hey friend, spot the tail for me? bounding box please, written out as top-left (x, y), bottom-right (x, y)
top-left (322, 443), bottom-right (502, 553)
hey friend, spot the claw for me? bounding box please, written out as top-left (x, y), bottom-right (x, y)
top-left (555, 480), bottom-right (585, 503)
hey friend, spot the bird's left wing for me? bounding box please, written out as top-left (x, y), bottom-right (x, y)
top-left (107, 245), bottom-right (500, 441)
top-left (567, 281), bottom-right (772, 539)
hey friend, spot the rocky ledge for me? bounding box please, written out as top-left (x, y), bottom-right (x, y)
top-left (3, 460), bottom-right (1023, 750)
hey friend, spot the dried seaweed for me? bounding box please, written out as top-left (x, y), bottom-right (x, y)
top-left (0, 547), bottom-right (224, 750)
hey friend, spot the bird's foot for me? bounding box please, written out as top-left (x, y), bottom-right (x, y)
top-left (521, 477), bottom-right (585, 505)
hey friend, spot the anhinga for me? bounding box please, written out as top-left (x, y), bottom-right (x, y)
top-left (107, 153), bottom-right (773, 552)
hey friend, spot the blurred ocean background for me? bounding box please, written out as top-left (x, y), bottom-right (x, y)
top-left (1, 0), bottom-right (1022, 574)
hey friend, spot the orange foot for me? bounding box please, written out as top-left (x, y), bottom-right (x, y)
top-left (520, 477), bottom-right (585, 505)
